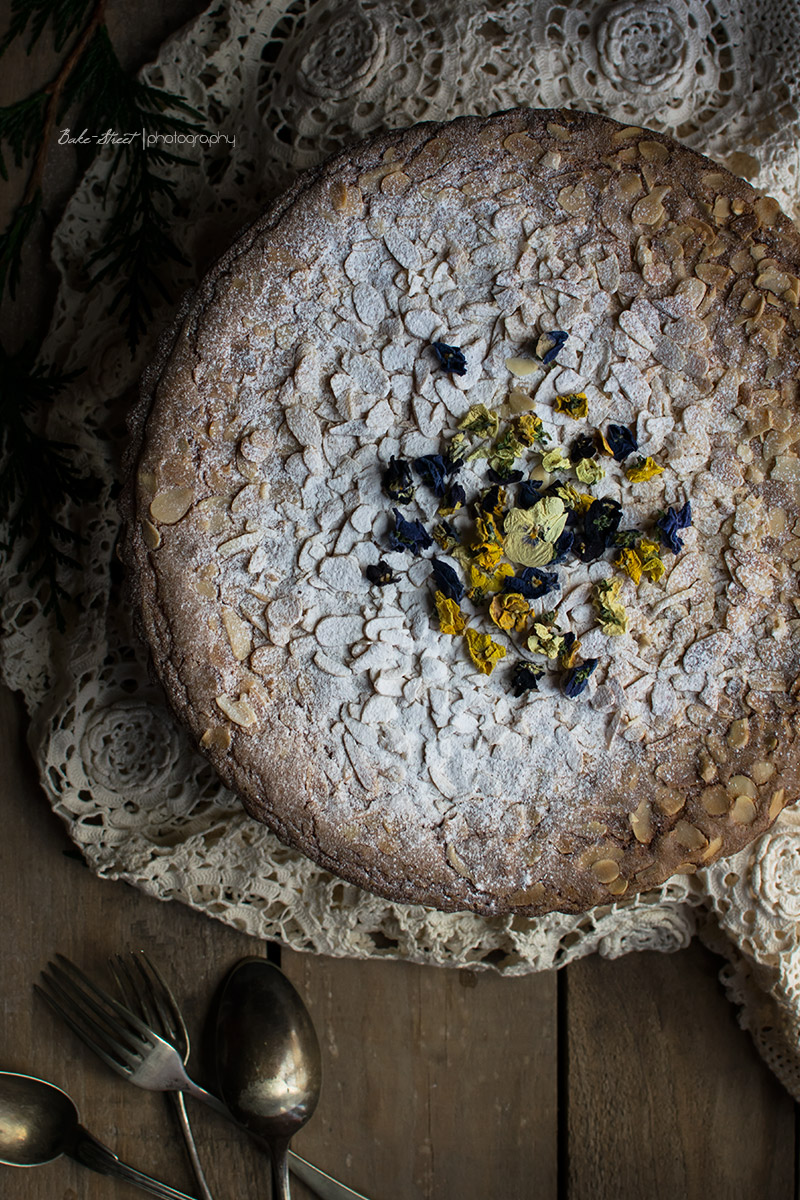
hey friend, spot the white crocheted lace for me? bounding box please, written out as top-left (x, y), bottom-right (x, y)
top-left (3, 0), bottom-right (800, 1097)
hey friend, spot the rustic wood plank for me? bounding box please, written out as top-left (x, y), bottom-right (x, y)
top-left (565, 944), bottom-right (796, 1200)
top-left (0, 686), bottom-right (277, 1199)
top-left (282, 949), bottom-right (559, 1200)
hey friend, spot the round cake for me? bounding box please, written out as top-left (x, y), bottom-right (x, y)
top-left (122, 107), bottom-right (800, 916)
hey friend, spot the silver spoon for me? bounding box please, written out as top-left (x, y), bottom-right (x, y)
top-left (215, 957), bottom-right (322, 1200)
top-left (0, 1070), bottom-right (198, 1199)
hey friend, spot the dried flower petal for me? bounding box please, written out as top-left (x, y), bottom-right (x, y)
top-left (513, 412), bottom-right (549, 447)
top-left (637, 537), bottom-right (666, 582)
top-left (431, 558), bottom-right (465, 602)
top-left (438, 481), bottom-right (466, 516)
top-left (510, 661), bottom-right (545, 696)
top-left (655, 500), bottom-right (693, 553)
top-left (435, 590), bottom-right (467, 635)
top-left (554, 392), bottom-right (588, 419)
top-left (432, 341), bottom-right (467, 375)
top-left (413, 454), bottom-right (449, 496)
top-left (537, 329), bottom-right (569, 364)
top-left (606, 424), bottom-right (638, 461)
top-left (467, 561), bottom-right (515, 603)
top-left (383, 456), bottom-right (415, 502)
top-left (569, 434), bottom-right (596, 463)
top-left (489, 592), bottom-right (531, 632)
top-left (625, 456), bottom-right (664, 482)
top-left (575, 457), bottom-right (605, 484)
top-left (518, 479), bottom-right (544, 508)
top-left (541, 447), bottom-right (572, 472)
top-left (458, 404), bottom-right (499, 439)
top-left (389, 508), bottom-right (433, 556)
top-left (465, 627), bottom-right (507, 675)
top-left (592, 578), bottom-right (628, 635)
top-left (502, 566), bottom-right (559, 600)
top-left (563, 658), bottom-right (598, 698)
top-left (366, 560), bottom-right (399, 586)
top-left (615, 547), bottom-right (643, 585)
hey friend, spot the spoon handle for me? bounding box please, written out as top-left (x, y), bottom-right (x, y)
top-left (271, 1140), bottom-right (292, 1200)
top-left (71, 1123), bottom-right (199, 1200)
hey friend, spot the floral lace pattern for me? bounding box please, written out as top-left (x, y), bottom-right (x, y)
top-left (3, 0), bottom-right (800, 1099)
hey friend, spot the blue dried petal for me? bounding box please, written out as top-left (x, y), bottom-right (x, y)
top-left (503, 567), bottom-right (559, 600)
top-left (549, 528), bottom-right (574, 565)
top-left (606, 424), bottom-right (638, 461)
top-left (432, 341), bottom-right (467, 376)
top-left (656, 501), bottom-right (693, 554)
top-left (413, 454), bottom-right (448, 496)
top-left (389, 508), bottom-right (433, 556)
top-left (517, 479), bottom-right (544, 508)
top-left (366, 560), bottom-right (399, 586)
top-left (569, 434), bottom-right (597, 463)
top-left (541, 330), bottom-right (569, 364)
top-left (585, 497), bottom-right (622, 546)
top-left (488, 465), bottom-right (524, 484)
top-left (431, 558), bottom-right (465, 603)
top-left (510, 661), bottom-right (545, 697)
top-left (382, 456), bottom-right (415, 503)
top-left (440, 481), bottom-right (466, 511)
top-left (563, 658), bottom-right (598, 698)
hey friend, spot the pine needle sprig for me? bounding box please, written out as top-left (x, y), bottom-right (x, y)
top-left (0, 92), bottom-right (49, 179)
top-left (0, 341), bottom-right (101, 632)
top-left (0, 0), bottom-right (97, 58)
top-left (61, 25), bottom-right (205, 349)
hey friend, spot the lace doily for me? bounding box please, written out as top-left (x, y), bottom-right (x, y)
top-left (4, 0), bottom-right (800, 1097)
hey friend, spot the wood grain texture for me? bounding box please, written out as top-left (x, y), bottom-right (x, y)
top-left (1, 2), bottom-right (798, 1199)
top-left (281, 950), bottom-right (558, 1200)
top-left (565, 946), bottom-right (796, 1200)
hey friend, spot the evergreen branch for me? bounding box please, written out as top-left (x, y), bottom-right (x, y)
top-left (0, 192), bottom-right (42, 299)
top-left (0, 341), bottom-right (100, 632)
top-left (0, 0), bottom-right (97, 58)
top-left (0, 92), bottom-right (48, 179)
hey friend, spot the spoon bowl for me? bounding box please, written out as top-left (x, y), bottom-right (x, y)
top-left (0, 1071), bottom-right (74, 1167)
top-left (0, 1071), bottom-right (197, 1199)
top-left (215, 957), bottom-right (322, 1199)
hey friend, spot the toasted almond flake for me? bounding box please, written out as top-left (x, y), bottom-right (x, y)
top-left (751, 760), bottom-right (776, 785)
top-left (639, 139), bottom-right (669, 163)
top-left (215, 694), bottom-right (257, 727)
top-left (503, 131), bottom-right (538, 157)
top-left (381, 170), bottom-right (411, 196)
top-left (222, 607), bottom-right (253, 661)
top-left (150, 486), bottom-right (194, 524)
top-left (702, 172), bottom-right (729, 189)
top-left (655, 788), bottom-right (685, 816)
top-left (508, 882), bottom-right (546, 906)
top-left (506, 356), bottom-right (539, 377)
top-left (769, 787), bottom-right (787, 819)
top-left (547, 121), bottom-right (572, 141)
top-left (701, 835), bottom-right (724, 861)
top-left (726, 774), bottom-right (757, 799)
top-left (726, 718), bottom-right (750, 749)
top-left (142, 520), bottom-right (161, 549)
top-left (218, 532), bottom-right (261, 557)
top-left (674, 820), bottom-right (708, 851)
top-left (701, 785), bottom-right (730, 816)
top-left (632, 186), bottom-right (670, 225)
top-left (591, 858), bottom-right (620, 883)
top-left (330, 181), bottom-right (362, 214)
top-left (730, 795), bottom-right (758, 825)
top-left (612, 125), bottom-right (643, 142)
top-left (629, 798), bottom-right (654, 844)
top-left (137, 469), bottom-right (157, 496)
top-left (753, 196), bottom-right (781, 227)
top-left (606, 877), bottom-right (629, 896)
top-left (446, 842), bottom-right (475, 881)
top-left (200, 726), bottom-right (232, 751)
top-left (695, 263), bottom-right (732, 286)
top-left (618, 172), bottom-right (643, 198)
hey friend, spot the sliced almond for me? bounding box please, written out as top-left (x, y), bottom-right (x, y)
top-left (726, 718), bottom-right (750, 749)
top-left (769, 787), bottom-right (787, 820)
top-left (701, 786), bottom-right (730, 816)
top-left (629, 798), bottom-right (654, 844)
top-left (222, 607), bottom-right (253, 661)
top-left (200, 726), bottom-right (232, 751)
top-left (215, 694), bottom-right (257, 728)
top-left (751, 760), bottom-right (776, 785)
top-left (730, 795), bottom-right (758, 825)
top-left (142, 520), bottom-right (161, 549)
top-left (591, 858), bottom-right (621, 884)
top-left (639, 140), bottom-right (669, 163)
top-left (674, 820), bottom-right (708, 851)
top-left (150, 487), bottom-right (194, 525)
top-left (726, 774), bottom-right (757, 798)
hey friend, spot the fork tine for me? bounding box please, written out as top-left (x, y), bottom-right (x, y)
top-left (49, 955), bottom-right (156, 1054)
top-left (41, 964), bottom-right (145, 1068)
top-left (109, 955), bottom-right (155, 1028)
top-left (34, 981), bottom-right (137, 1076)
top-left (133, 951), bottom-right (186, 1050)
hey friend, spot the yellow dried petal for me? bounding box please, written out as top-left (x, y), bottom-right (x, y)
top-left (625, 456), bottom-right (665, 482)
top-left (435, 591), bottom-right (467, 636)
top-left (465, 627), bottom-right (506, 675)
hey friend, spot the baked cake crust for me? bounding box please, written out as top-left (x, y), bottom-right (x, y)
top-left (122, 108), bottom-right (800, 916)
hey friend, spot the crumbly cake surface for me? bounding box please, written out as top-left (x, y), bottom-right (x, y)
top-left (123, 108), bottom-right (800, 916)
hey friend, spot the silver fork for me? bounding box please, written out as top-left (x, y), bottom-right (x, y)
top-left (37, 953), bottom-right (220, 1200)
top-left (36, 953), bottom-right (370, 1200)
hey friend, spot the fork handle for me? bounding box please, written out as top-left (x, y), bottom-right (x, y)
top-left (71, 1123), bottom-right (199, 1200)
top-left (170, 1089), bottom-right (216, 1200)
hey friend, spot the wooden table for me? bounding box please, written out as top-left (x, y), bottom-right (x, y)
top-left (1, 4), bottom-right (797, 1197)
